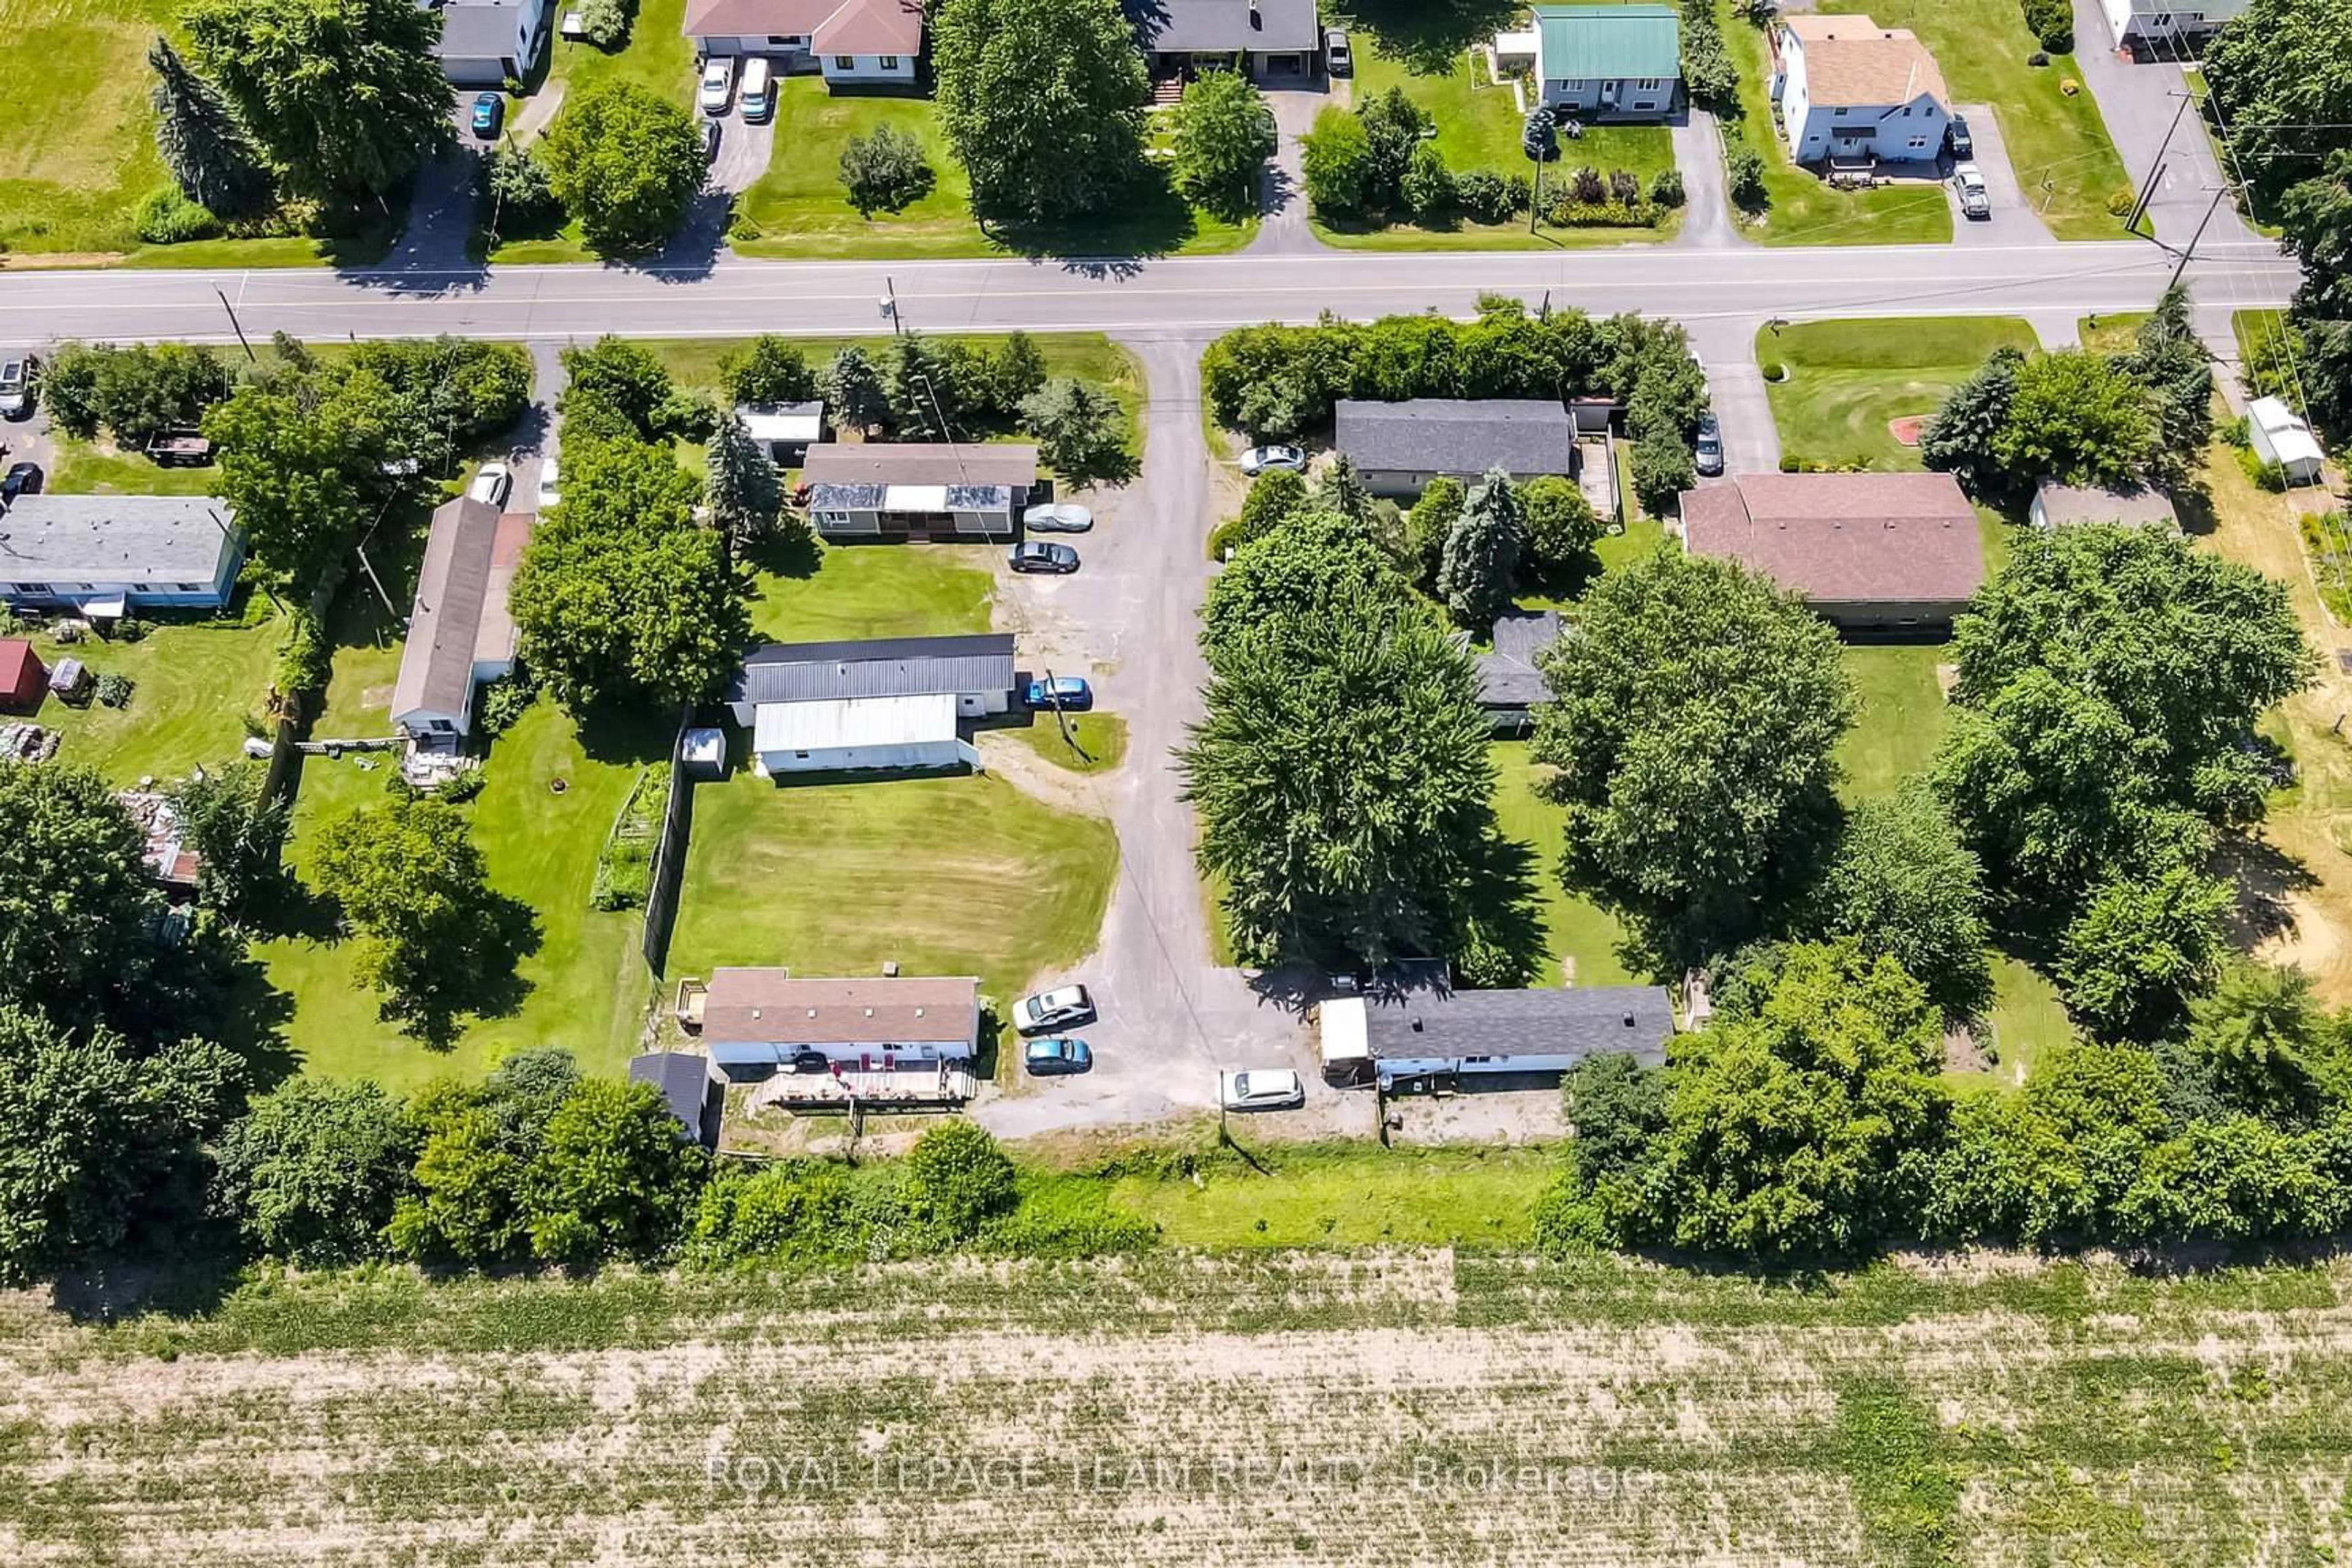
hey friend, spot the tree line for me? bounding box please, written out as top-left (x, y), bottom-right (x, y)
top-left (1201, 300), bottom-right (1712, 510)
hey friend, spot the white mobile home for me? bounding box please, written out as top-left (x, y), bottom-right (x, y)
top-left (390, 496), bottom-right (530, 739)
top-left (2248, 396), bottom-right (2326, 484)
top-left (695, 970), bottom-right (981, 1080)
top-left (726, 633), bottom-right (1014, 777)
top-left (1318, 984), bottom-right (1675, 1088)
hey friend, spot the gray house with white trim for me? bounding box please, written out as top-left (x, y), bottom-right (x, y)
top-left (726, 633), bottom-right (1014, 775)
top-left (801, 444), bottom-right (1037, 540)
top-left (1319, 982), bottom-right (1675, 1088)
top-left (435, 0), bottom-right (550, 86)
top-left (0, 495), bottom-right (243, 614)
top-left (1333, 399), bottom-right (1580, 498)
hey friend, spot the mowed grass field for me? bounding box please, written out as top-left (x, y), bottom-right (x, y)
top-left (1760, 315), bottom-right (2042, 471)
top-left (0, 0), bottom-right (176, 257)
top-left (7, 605), bottom-right (281, 785)
top-left (731, 77), bottom-right (1253, 260)
top-left (7, 1245), bottom-right (2352, 1564)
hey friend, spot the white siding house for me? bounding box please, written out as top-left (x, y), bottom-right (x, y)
top-left (390, 496), bottom-right (530, 740)
top-left (2099, 0), bottom-right (2248, 48)
top-left (1318, 984), bottom-right (1675, 1089)
top-left (682, 0), bottom-right (921, 88)
top-left (727, 633), bottom-right (1013, 777)
top-left (694, 971), bottom-right (981, 1080)
top-left (1774, 15), bottom-right (1950, 167)
top-left (1528, 4), bottom-right (1682, 121)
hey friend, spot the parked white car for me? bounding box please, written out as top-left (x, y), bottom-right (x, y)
top-left (1219, 1068), bottom-right (1305, 1111)
top-left (1022, 502), bottom-right (1093, 533)
top-left (1014, 984), bottom-right (1095, 1035)
top-left (535, 458), bottom-right (560, 512)
top-left (1239, 444), bottom-right (1305, 477)
top-left (1953, 164), bottom-right (1991, 221)
top-left (467, 462), bottom-right (512, 507)
top-left (698, 56), bottom-right (735, 115)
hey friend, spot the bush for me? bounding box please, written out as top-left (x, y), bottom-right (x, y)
top-left (1608, 168), bottom-right (1641, 205)
top-left (479, 146), bottom-right (562, 233)
top-left (2019, 0), bottom-right (2072, 52)
top-left (2241, 448), bottom-right (2288, 492)
top-left (2106, 186), bottom-right (2136, 217)
top-left (1779, 453), bottom-right (1801, 472)
top-left (94, 673), bottom-right (134, 709)
top-left (579, 0), bottom-right (632, 48)
top-left (2027, 49), bottom-right (2050, 67)
top-left (115, 617), bottom-right (149, 643)
top-left (1762, 361), bottom-right (1787, 382)
top-left (1506, 171), bottom-right (1532, 211)
top-left (1648, 166), bottom-right (1686, 208)
top-left (900, 1120), bottom-right (1018, 1240)
top-left (2220, 414), bottom-right (2251, 450)
top-left (435, 767), bottom-right (487, 804)
top-left (476, 673), bottom-right (537, 735)
top-left (1569, 164), bottom-right (1605, 203)
top-left (652, 388), bottom-right (718, 442)
top-left (133, 187), bottom-right (221, 245)
top-left (1400, 141), bottom-right (1454, 219)
top-left (1453, 168), bottom-right (1516, 224)
top-left (1727, 145), bottom-right (1768, 210)
top-left (838, 125), bottom-right (935, 216)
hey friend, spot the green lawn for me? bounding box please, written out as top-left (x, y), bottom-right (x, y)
top-left (1974, 951), bottom-right (2076, 1082)
top-left (745, 537), bottom-right (995, 644)
top-left (1493, 741), bottom-right (1641, 987)
top-left (1099, 1142), bottom-right (1556, 1247)
top-left (1316, 43), bottom-right (1679, 250)
top-left (255, 698), bottom-right (659, 1089)
top-left (1716, 4), bottom-right (1952, 246)
top-left (1759, 316), bottom-right (2041, 470)
top-left (1837, 644), bottom-right (1952, 802)
top-left (1005, 712), bottom-right (1128, 774)
top-left (2077, 311), bottom-right (2149, 355)
top-left (731, 75), bottom-right (1253, 260)
top-left (668, 766), bottom-right (1118, 1007)
top-left (0, 0), bottom-right (394, 264)
top-left (8, 602), bottom-right (281, 786)
top-left (2233, 308), bottom-right (2306, 413)
top-left (44, 440), bottom-right (219, 496)
top-left (1819, 0), bottom-right (2131, 242)
top-left (548, 0), bottom-right (695, 105)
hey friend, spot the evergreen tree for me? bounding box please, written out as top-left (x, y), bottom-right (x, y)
top-left (704, 412), bottom-right (783, 549)
top-left (1319, 454), bottom-right (1375, 524)
top-left (148, 37), bottom-right (270, 216)
top-left (1017, 377), bottom-right (1132, 487)
top-left (1438, 467), bottom-right (1525, 628)
top-left (821, 345), bottom-right (889, 434)
top-left (883, 333), bottom-right (968, 438)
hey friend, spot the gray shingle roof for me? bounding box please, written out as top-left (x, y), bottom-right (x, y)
top-left (729, 633), bottom-right (1016, 707)
top-left (1477, 609), bottom-right (1561, 709)
top-left (437, 1), bottom-right (524, 59)
top-left (1334, 399), bottom-right (1577, 478)
top-left (1129, 0), bottom-right (1322, 54)
top-left (0, 494), bottom-right (239, 587)
top-left (1361, 984), bottom-right (1673, 1064)
top-left (628, 1052), bottom-right (723, 1148)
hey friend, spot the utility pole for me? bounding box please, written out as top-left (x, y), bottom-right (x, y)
top-left (2125, 89), bottom-right (2195, 235)
top-left (2168, 185), bottom-right (2233, 290)
top-left (880, 276), bottom-right (903, 336)
top-left (214, 288), bottom-right (257, 363)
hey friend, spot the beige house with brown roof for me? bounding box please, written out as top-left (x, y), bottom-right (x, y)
top-left (1773, 15), bottom-right (1951, 167)
top-left (681, 0), bottom-right (921, 88)
top-left (1680, 471), bottom-right (1984, 630)
top-left (390, 496), bottom-right (530, 741)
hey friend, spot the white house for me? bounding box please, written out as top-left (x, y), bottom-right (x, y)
top-left (726, 633), bottom-right (1013, 776)
top-left (737, 401), bottom-right (826, 464)
top-left (0, 495), bottom-right (243, 614)
top-left (1526, 3), bottom-right (1682, 121)
top-left (1774, 15), bottom-right (1950, 167)
top-left (1318, 984), bottom-right (1675, 1090)
top-left (435, 0), bottom-right (550, 86)
top-left (390, 496), bottom-right (529, 741)
top-left (800, 443), bottom-right (1036, 540)
top-left (2099, 0), bottom-right (2249, 50)
top-left (680, 0), bottom-right (921, 88)
top-left (2248, 396), bottom-right (2327, 484)
top-left (694, 970), bottom-right (981, 1080)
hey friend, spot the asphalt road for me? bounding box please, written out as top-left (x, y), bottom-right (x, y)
top-left (0, 238), bottom-right (2294, 352)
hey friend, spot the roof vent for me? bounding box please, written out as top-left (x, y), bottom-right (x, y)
top-left (864, 1007), bottom-right (874, 1017)
top-left (1410, 1016), bottom-right (1423, 1031)
top-left (914, 1007), bottom-right (924, 1017)
top-left (806, 1008), bottom-right (818, 1017)
top-left (1623, 1011), bottom-right (1637, 1027)
top-left (750, 1007), bottom-right (762, 1019)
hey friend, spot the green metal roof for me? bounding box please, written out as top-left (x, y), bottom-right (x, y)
top-left (1532, 4), bottom-right (1683, 82)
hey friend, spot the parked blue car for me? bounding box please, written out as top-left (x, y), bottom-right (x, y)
top-left (1025, 676), bottom-right (1093, 711)
top-left (470, 92), bottom-right (505, 138)
top-left (1023, 1038), bottom-right (1093, 1076)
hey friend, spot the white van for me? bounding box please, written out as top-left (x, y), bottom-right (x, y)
top-left (738, 58), bottom-right (774, 123)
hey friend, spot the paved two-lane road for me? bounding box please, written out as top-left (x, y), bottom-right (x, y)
top-left (0, 238), bottom-right (2294, 349)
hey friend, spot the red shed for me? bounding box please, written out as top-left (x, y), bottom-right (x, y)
top-left (0, 639), bottom-right (46, 713)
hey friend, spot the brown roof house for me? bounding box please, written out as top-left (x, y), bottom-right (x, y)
top-left (1774, 15), bottom-right (1951, 167)
top-left (1681, 471), bottom-right (1984, 629)
top-left (692, 969), bottom-right (981, 1080)
top-left (391, 496), bottom-right (530, 741)
top-left (681, 0), bottom-right (922, 89)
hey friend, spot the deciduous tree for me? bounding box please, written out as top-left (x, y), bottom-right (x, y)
top-left (1301, 106), bottom-right (1372, 214)
top-left (1534, 549), bottom-right (1853, 965)
top-left (1993, 349), bottom-right (2159, 491)
top-left (314, 796), bottom-right (523, 1045)
top-left (1170, 69), bottom-right (1276, 216)
top-left (167, 760), bottom-right (289, 915)
top-left (837, 124), bottom-right (934, 216)
top-left (1200, 510), bottom-right (1420, 666)
top-left (0, 765), bottom-right (164, 1028)
top-left (1518, 473), bottom-right (1604, 584)
top-left (2057, 866), bottom-right (2236, 1043)
top-left (933, 0), bottom-right (1148, 221)
top-left (1809, 788), bottom-right (1994, 1019)
top-left (539, 81), bottom-right (706, 252)
top-left (522, 1079), bottom-right (706, 1264)
top-left (721, 337), bottom-right (818, 407)
top-left (213, 1078), bottom-right (413, 1264)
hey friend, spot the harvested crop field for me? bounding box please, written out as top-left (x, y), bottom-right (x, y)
top-left (4, 1251), bottom-right (2350, 1565)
